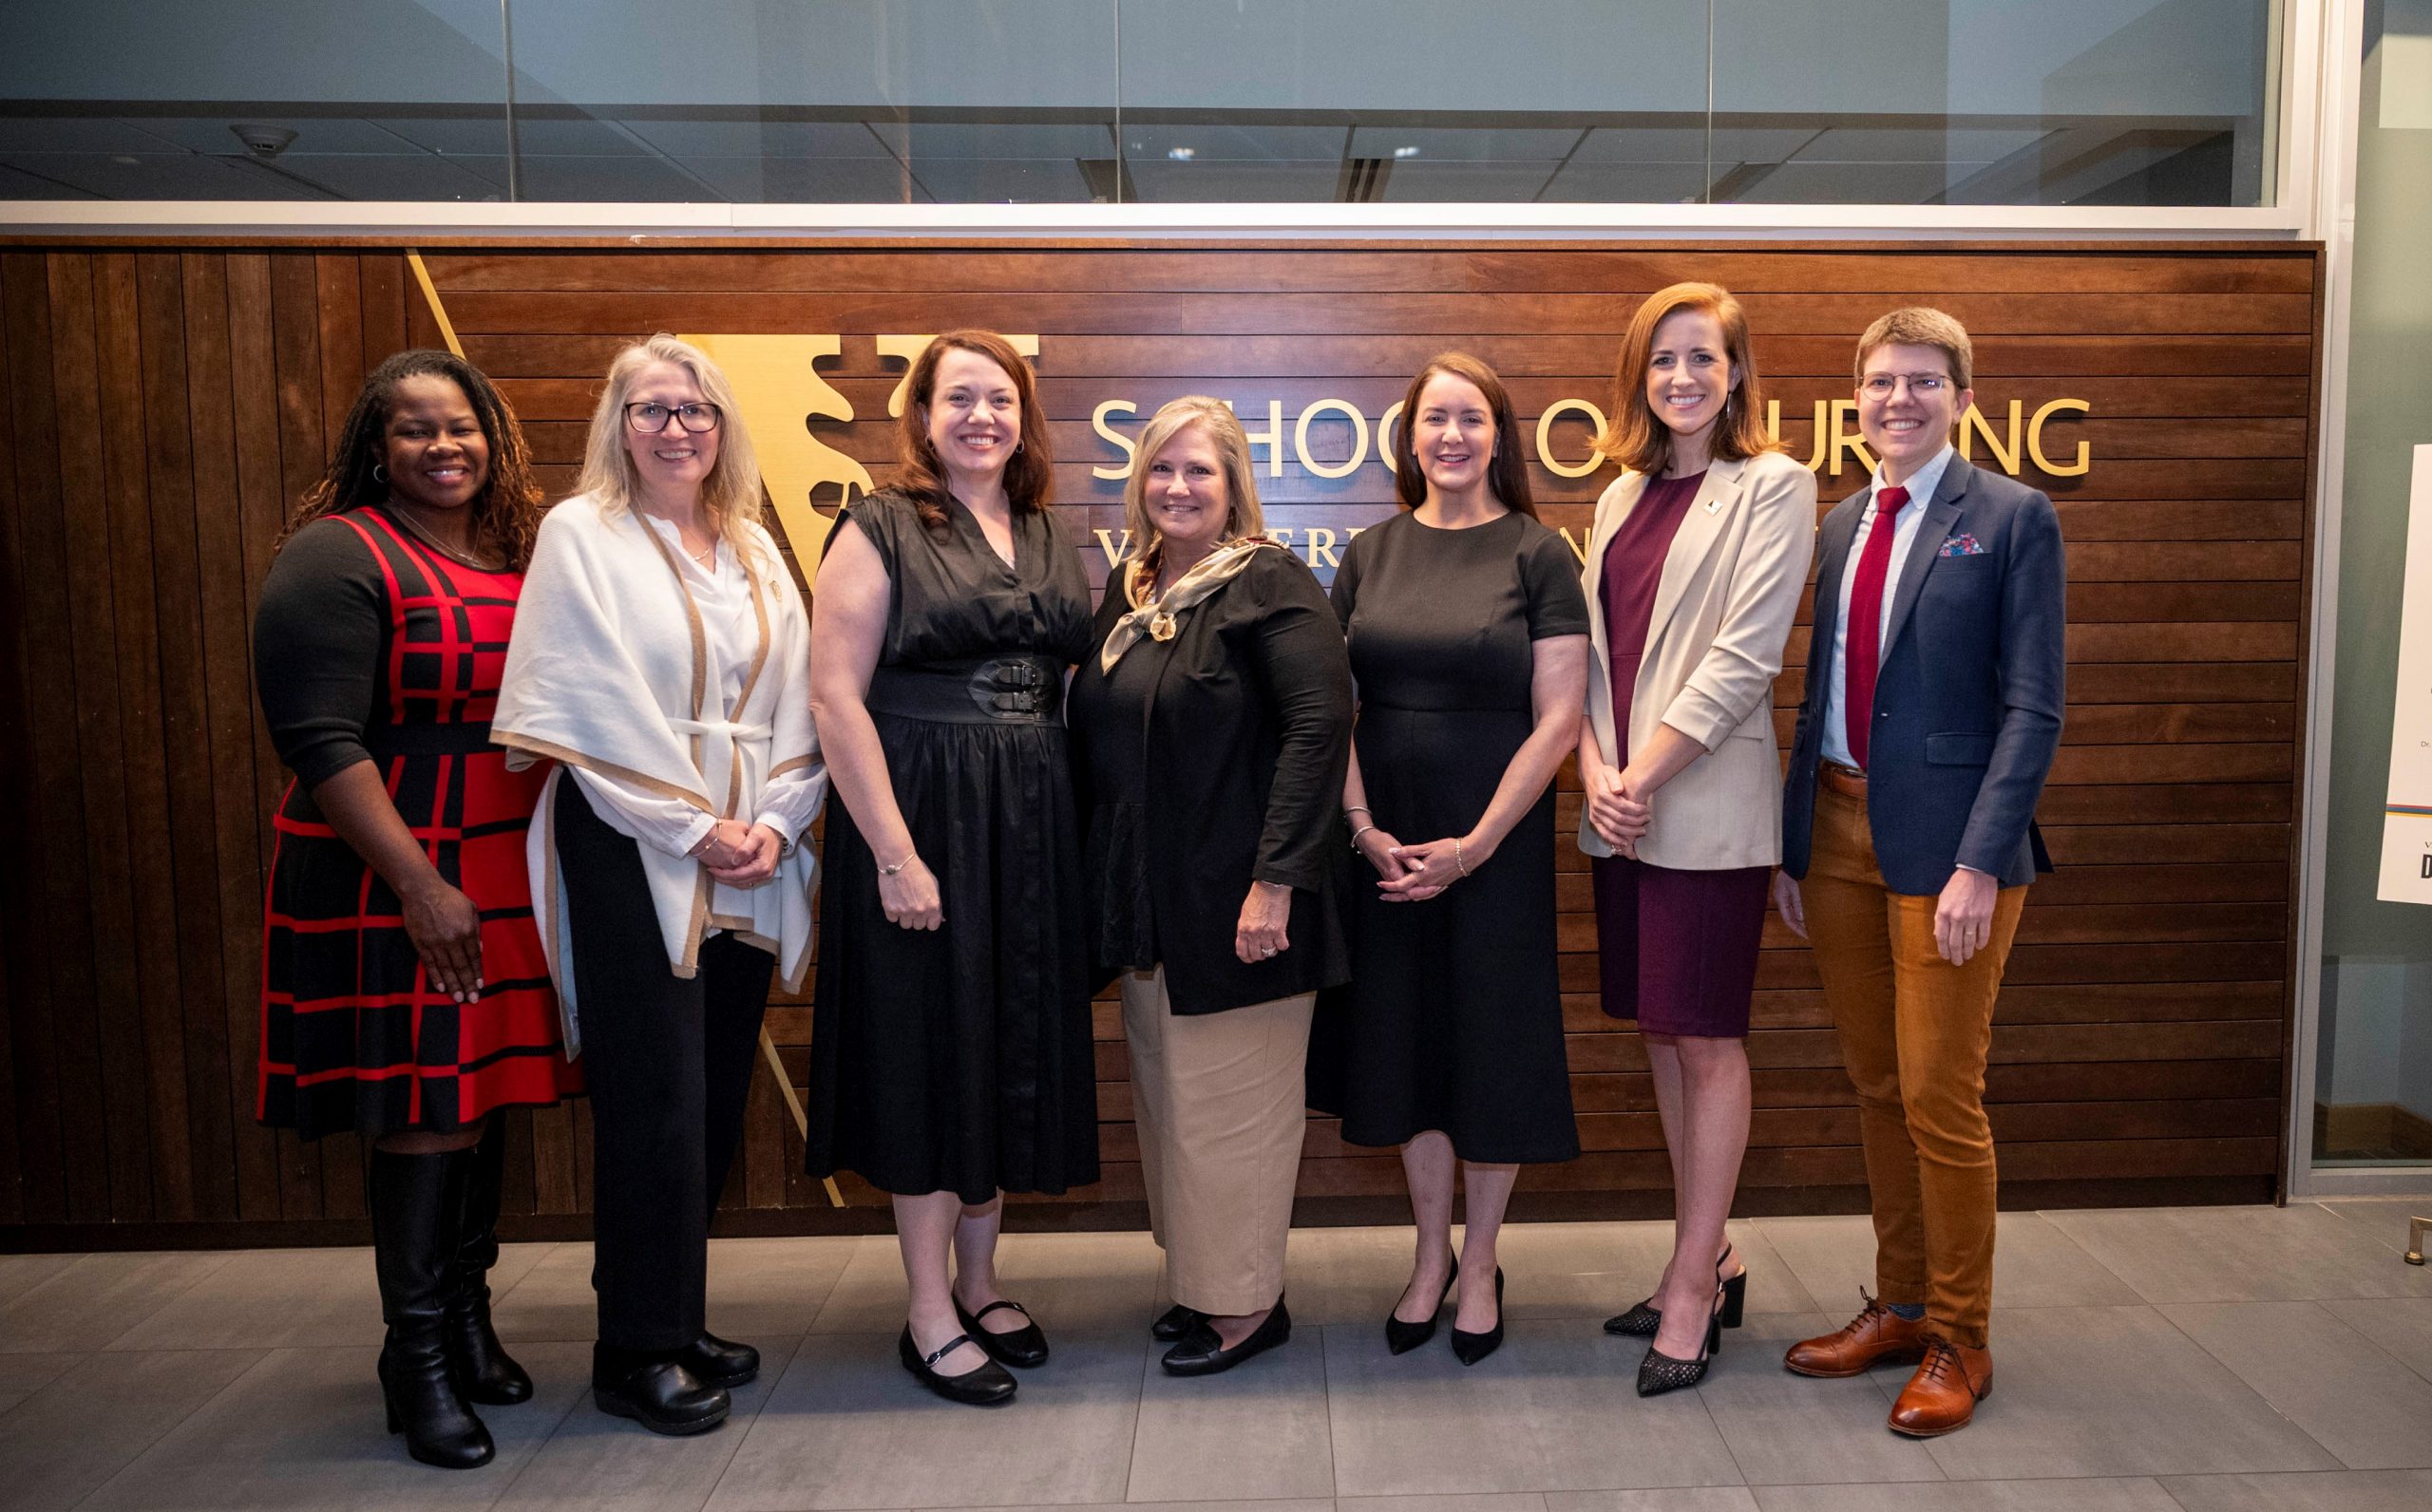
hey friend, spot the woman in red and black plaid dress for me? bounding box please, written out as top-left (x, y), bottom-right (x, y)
top-left (254, 350), bottom-right (580, 1471)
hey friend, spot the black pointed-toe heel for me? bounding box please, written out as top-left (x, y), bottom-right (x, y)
top-left (899, 1325), bottom-right (1017, 1406)
top-left (1635, 1282), bottom-right (1725, 1397)
top-left (955, 1295), bottom-right (1050, 1369)
top-left (1385, 1259), bottom-right (1457, 1355)
top-left (1607, 1245), bottom-right (1748, 1337)
top-left (1450, 1267), bottom-right (1506, 1367)
top-left (1604, 1296), bottom-right (1662, 1336)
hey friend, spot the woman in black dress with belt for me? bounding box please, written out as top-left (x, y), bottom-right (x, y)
top-left (806, 331), bottom-right (1097, 1408)
top-left (1310, 352), bottom-right (1589, 1367)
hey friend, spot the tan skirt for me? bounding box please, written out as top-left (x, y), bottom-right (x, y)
top-left (1120, 967), bottom-right (1315, 1315)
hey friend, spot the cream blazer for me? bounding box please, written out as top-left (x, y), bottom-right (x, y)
top-left (1577, 449), bottom-right (1816, 870)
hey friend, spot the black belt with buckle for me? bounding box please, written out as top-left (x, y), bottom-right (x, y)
top-left (866, 654), bottom-right (1063, 726)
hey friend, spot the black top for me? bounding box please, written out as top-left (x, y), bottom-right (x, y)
top-left (1068, 547), bottom-right (1356, 1015)
top-left (1333, 509), bottom-right (1591, 706)
top-left (255, 516), bottom-right (397, 788)
top-left (845, 487), bottom-right (1094, 670)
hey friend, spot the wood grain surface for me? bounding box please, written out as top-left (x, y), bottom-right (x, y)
top-left (0, 239), bottom-right (2319, 1243)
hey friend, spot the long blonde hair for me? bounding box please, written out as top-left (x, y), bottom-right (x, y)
top-left (577, 333), bottom-right (770, 570)
top-left (1121, 397), bottom-right (1268, 583)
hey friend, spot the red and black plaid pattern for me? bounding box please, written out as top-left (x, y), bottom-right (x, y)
top-left (258, 508), bottom-right (581, 1140)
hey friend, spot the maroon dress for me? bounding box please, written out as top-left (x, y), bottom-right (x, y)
top-left (255, 506), bottom-right (582, 1140)
top-left (1590, 471), bottom-right (1773, 1038)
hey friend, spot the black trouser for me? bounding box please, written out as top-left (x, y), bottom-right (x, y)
top-left (556, 778), bottom-right (775, 1352)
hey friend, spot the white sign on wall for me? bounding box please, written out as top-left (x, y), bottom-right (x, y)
top-left (2379, 444), bottom-right (2432, 903)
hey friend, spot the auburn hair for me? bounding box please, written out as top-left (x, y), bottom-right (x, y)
top-left (1594, 282), bottom-right (1779, 477)
top-left (1392, 351), bottom-right (1536, 519)
top-left (891, 331), bottom-right (1054, 531)
top-left (278, 349), bottom-right (546, 570)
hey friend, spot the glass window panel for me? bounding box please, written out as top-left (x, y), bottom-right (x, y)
top-left (1711, 0), bottom-right (2277, 205)
top-left (0, 0), bottom-right (2285, 205)
top-left (2314, 0), bottom-right (2432, 1169)
top-left (0, 0), bottom-right (511, 200)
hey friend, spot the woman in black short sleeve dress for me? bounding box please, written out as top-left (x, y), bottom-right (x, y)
top-left (807, 331), bottom-right (1097, 1408)
top-left (1309, 352), bottom-right (1589, 1367)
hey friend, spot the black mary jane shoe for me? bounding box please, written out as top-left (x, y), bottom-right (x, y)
top-left (900, 1325), bottom-right (1018, 1406)
top-left (592, 1348), bottom-right (732, 1435)
top-left (1450, 1267), bottom-right (1506, 1367)
top-left (1385, 1259), bottom-right (1457, 1355)
top-left (1605, 1246), bottom-right (1749, 1338)
top-left (674, 1330), bottom-right (760, 1389)
top-left (1635, 1282), bottom-right (1725, 1398)
top-left (954, 1295), bottom-right (1050, 1369)
top-left (1162, 1299), bottom-right (1291, 1377)
top-left (1151, 1303), bottom-right (1208, 1342)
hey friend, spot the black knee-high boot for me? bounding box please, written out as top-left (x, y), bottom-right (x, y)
top-left (370, 1147), bottom-right (495, 1470)
top-left (446, 1125), bottom-right (534, 1405)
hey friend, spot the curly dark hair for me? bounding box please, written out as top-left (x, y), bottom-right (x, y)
top-left (891, 331), bottom-right (1054, 532)
top-left (278, 349), bottom-right (547, 570)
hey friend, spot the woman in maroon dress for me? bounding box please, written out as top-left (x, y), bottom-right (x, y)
top-left (1576, 285), bottom-right (1814, 1394)
top-left (255, 350), bottom-right (580, 1469)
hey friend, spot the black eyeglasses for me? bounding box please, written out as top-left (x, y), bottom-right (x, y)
top-left (625, 401), bottom-right (723, 434)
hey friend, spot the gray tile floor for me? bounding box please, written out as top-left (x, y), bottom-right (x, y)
top-left (4, 1201), bottom-right (2431, 1512)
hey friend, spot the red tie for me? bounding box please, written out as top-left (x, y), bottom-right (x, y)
top-left (1842, 484), bottom-right (1910, 769)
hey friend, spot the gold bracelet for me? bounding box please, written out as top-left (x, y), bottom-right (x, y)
top-left (1453, 837), bottom-right (1472, 877)
top-left (879, 850), bottom-right (915, 877)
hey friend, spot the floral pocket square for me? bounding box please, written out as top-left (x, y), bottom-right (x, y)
top-left (1938, 533), bottom-right (1986, 558)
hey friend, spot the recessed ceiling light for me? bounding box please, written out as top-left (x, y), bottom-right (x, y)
top-left (1168, 146), bottom-right (1195, 161)
top-left (1393, 145), bottom-right (1420, 159)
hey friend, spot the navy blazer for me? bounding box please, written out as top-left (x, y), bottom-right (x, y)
top-left (1782, 453), bottom-right (2065, 894)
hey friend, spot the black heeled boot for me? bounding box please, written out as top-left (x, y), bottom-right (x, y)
top-left (446, 1124), bottom-right (533, 1406)
top-left (370, 1147), bottom-right (494, 1470)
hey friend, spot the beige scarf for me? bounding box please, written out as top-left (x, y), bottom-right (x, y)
top-left (1098, 537), bottom-right (1282, 673)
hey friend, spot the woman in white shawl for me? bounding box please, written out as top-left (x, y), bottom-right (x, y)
top-left (495, 334), bottom-right (824, 1436)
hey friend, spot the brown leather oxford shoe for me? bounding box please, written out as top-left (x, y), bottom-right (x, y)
top-left (1782, 1293), bottom-right (1930, 1378)
top-left (1888, 1336), bottom-right (1993, 1437)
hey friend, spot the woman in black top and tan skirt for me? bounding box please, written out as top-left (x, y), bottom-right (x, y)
top-left (1069, 397), bottom-right (1354, 1376)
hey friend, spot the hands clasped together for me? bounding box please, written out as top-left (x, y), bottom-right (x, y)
top-left (691, 818), bottom-right (785, 887)
top-left (1353, 824), bottom-right (1490, 903)
top-left (1582, 763), bottom-right (1655, 860)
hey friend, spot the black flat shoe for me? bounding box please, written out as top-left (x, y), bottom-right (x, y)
top-left (1385, 1259), bottom-right (1456, 1355)
top-left (899, 1325), bottom-right (1017, 1406)
top-left (592, 1350), bottom-right (731, 1435)
top-left (1162, 1299), bottom-right (1290, 1376)
top-left (1450, 1267), bottom-right (1506, 1367)
top-left (1152, 1303), bottom-right (1207, 1342)
top-left (954, 1295), bottom-right (1050, 1369)
top-left (674, 1330), bottom-right (760, 1389)
top-left (1635, 1282), bottom-right (1725, 1398)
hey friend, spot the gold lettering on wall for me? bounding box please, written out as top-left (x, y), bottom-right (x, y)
top-left (679, 332), bottom-right (871, 567)
top-left (2028, 398), bottom-right (2092, 476)
top-left (1092, 400), bottom-right (1139, 480)
top-left (1295, 398), bottom-right (1369, 479)
top-left (1534, 398), bottom-right (1607, 479)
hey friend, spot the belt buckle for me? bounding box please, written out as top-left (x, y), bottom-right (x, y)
top-left (969, 657), bottom-right (1047, 719)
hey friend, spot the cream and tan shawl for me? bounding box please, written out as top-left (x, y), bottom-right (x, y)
top-left (494, 492), bottom-right (823, 1051)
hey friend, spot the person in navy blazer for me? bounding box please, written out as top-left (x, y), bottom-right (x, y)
top-left (1773, 307), bottom-right (2063, 1439)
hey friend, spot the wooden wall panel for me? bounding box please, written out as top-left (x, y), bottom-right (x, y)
top-left (0, 238), bottom-right (2317, 1245)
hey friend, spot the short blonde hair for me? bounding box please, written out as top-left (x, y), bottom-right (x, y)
top-left (1855, 306), bottom-right (1974, 391)
top-left (577, 333), bottom-right (769, 569)
top-left (1121, 397), bottom-right (1267, 576)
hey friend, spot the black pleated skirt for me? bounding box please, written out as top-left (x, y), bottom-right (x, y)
top-left (805, 710), bottom-right (1100, 1201)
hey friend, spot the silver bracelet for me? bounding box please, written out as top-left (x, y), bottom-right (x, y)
top-left (879, 850), bottom-right (915, 877)
top-left (1453, 837), bottom-right (1472, 877)
top-left (1349, 823), bottom-right (1379, 851)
